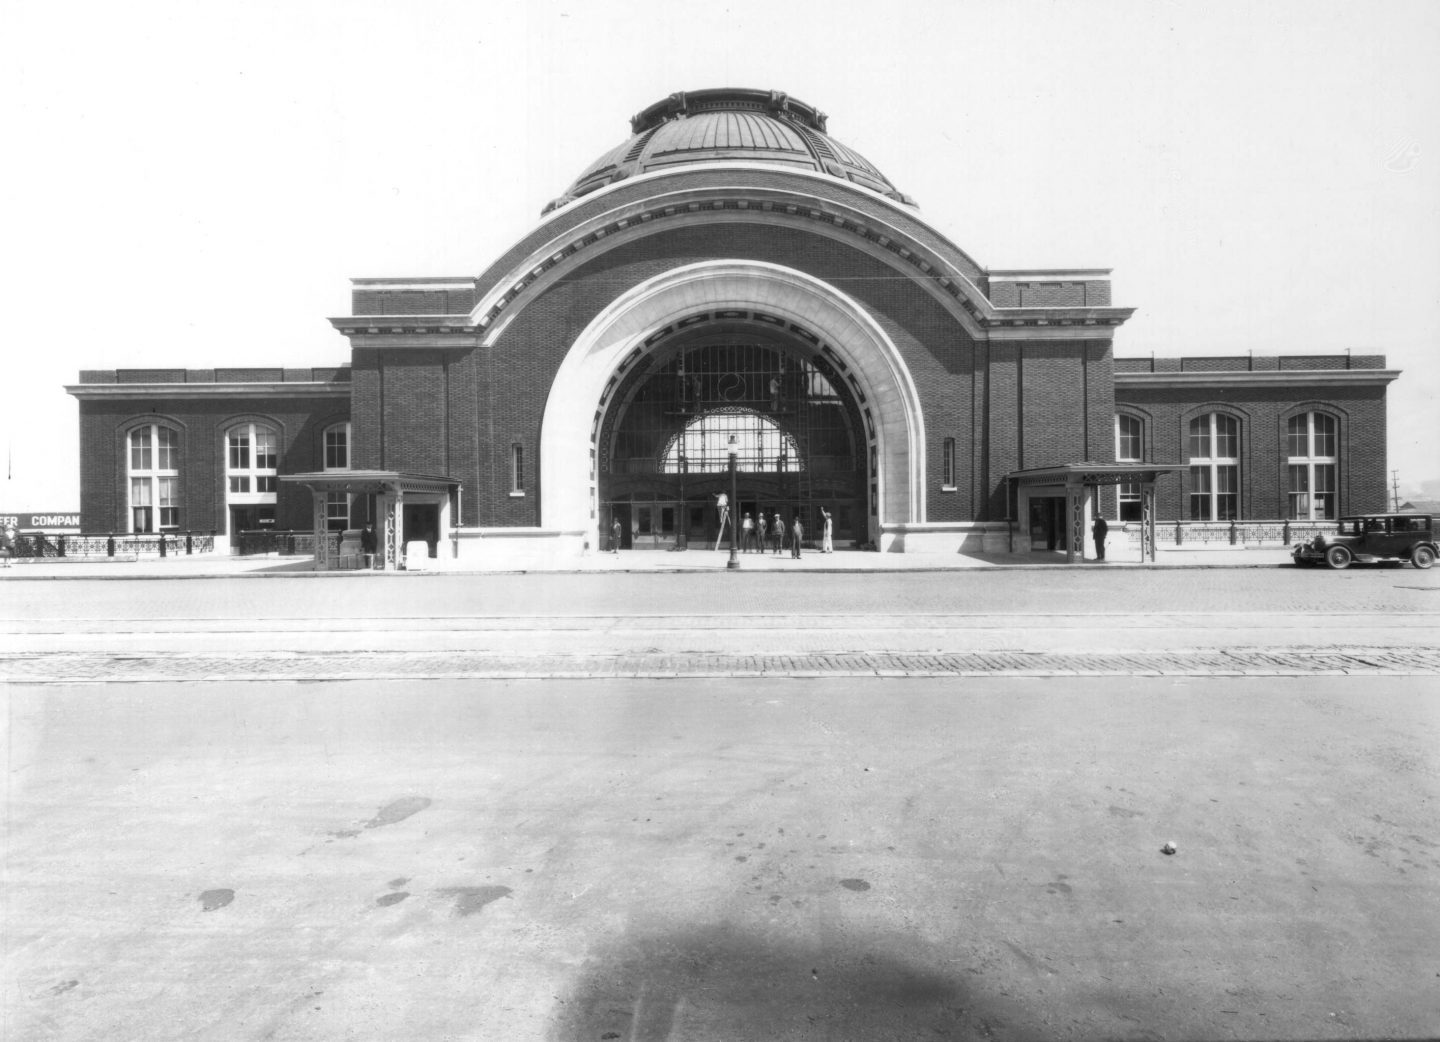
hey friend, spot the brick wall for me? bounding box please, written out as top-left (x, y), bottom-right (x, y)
top-left (1114, 383), bottom-right (1389, 519)
top-left (76, 395), bottom-right (349, 534)
top-left (476, 220), bottom-right (985, 526)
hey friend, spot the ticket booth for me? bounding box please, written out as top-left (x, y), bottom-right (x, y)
top-left (281, 471), bottom-right (458, 570)
top-left (1007, 463), bottom-right (1178, 563)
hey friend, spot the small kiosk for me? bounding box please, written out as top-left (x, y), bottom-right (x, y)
top-left (281, 471), bottom-right (458, 570)
top-left (1007, 463), bottom-right (1179, 563)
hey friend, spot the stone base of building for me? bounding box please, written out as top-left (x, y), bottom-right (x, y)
top-left (878, 522), bottom-right (1011, 555)
top-left (426, 527), bottom-right (590, 570)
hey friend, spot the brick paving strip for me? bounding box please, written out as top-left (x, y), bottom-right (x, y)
top-left (4, 647), bottom-right (1440, 682)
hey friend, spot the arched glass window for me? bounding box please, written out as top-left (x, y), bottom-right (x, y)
top-left (1115, 414), bottom-right (1143, 521)
top-left (227, 422), bottom-right (278, 494)
top-left (128, 424), bottom-right (180, 533)
top-left (1286, 412), bottom-right (1337, 520)
top-left (660, 409), bottom-right (801, 474)
top-left (1188, 413), bottom-right (1239, 521)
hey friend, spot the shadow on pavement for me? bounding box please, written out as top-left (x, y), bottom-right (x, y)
top-left (548, 921), bottom-right (1004, 1041)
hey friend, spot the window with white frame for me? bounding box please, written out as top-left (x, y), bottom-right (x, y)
top-left (1188, 413), bottom-right (1239, 521)
top-left (128, 424), bottom-right (180, 533)
top-left (324, 422), bottom-right (350, 471)
top-left (227, 422), bottom-right (279, 500)
top-left (942, 437), bottom-right (956, 488)
top-left (511, 442), bottom-right (524, 494)
top-left (1286, 412), bottom-right (1337, 520)
top-left (1115, 414), bottom-right (1143, 521)
top-left (325, 492), bottom-right (350, 531)
top-left (323, 422), bottom-right (352, 530)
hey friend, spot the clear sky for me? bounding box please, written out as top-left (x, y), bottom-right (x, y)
top-left (3, 0), bottom-right (1437, 509)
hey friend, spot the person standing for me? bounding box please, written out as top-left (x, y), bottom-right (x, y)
top-left (741, 512), bottom-right (754, 552)
top-left (360, 522), bottom-right (378, 569)
top-left (756, 511), bottom-right (767, 553)
top-left (791, 515), bottom-right (804, 558)
top-left (820, 507), bottom-right (833, 553)
top-left (612, 516), bottom-right (622, 554)
top-left (1092, 513), bottom-right (1109, 561)
top-left (772, 512), bottom-right (784, 554)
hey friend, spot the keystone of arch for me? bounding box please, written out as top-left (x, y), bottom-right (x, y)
top-left (539, 260), bottom-right (926, 540)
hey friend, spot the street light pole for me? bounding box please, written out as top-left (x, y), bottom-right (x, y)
top-left (727, 433), bottom-right (740, 570)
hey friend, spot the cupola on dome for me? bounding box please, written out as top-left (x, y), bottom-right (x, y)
top-left (544, 88), bottom-right (913, 214)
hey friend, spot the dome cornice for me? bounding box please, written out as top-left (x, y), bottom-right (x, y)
top-left (548, 87), bottom-right (913, 213)
top-left (442, 178), bottom-right (1132, 344)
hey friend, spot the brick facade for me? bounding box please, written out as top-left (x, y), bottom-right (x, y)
top-left (65, 93), bottom-right (1400, 552)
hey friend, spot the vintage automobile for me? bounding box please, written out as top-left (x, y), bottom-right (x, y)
top-left (1293, 513), bottom-right (1436, 569)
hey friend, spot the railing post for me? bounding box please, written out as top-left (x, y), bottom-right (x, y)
top-left (186, 531), bottom-right (194, 555)
top-left (1175, 520), bottom-right (1183, 546)
top-left (58, 535), bottom-right (66, 557)
top-left (159, 534), bottom-right (167, 557)
top-left (1229, 518), bottom-right (1238, 545)
top-left (107, 534), bottom-right (116, 558)
top-left (1283, 520), bottom-right (1290, 544)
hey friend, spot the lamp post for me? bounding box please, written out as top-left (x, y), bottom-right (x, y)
top-left (727, 433), bottom-right (740, 570)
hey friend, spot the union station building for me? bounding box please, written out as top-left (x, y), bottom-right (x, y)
top-left (68, 88), bottom-right (1397, 566)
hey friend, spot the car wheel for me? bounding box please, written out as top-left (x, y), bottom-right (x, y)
top-left (1413, 545), bottom-right (1436, 570)
top-left (1325, 546), bottom-right (1352, 570)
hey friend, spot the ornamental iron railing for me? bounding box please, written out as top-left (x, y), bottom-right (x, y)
top-left (1119, 520), bottom-right (1338, 547)
top-left (1, 532), bottom-right (218, 558)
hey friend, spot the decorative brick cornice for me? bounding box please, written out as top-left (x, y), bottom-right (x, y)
top-left (327, 316), bottom-right (480, 340)
top-left (65, 382), bottom-right (350, 401)
top-left (449, 185), bottom-right (1129, 343)
top-left (1116, 370), bottom-right (1400, 390)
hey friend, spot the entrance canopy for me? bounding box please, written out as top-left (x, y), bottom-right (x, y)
top-left (1006, 462), bottom-right (1181, 563)
top-left (281, 471), bottom-right (458, 569)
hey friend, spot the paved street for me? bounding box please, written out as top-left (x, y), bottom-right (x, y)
top-left (4, 568), bottom-right (1439, 1040)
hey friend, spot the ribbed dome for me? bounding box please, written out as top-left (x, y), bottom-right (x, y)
top-left (544, 89), bottom-right (913, 214)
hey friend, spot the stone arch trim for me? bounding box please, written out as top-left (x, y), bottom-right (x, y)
top-left (538, 260), bottom-right (925, 542)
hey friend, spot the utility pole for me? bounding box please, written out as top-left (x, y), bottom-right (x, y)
top-left (1391, 470), bottom-right (1401, 512)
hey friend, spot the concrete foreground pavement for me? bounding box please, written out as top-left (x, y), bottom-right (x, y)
top-left (5, 677), bottom-right (1439, 1041)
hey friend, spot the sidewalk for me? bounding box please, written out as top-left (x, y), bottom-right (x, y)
top-left (0, 544), bottom-right (1297, 579)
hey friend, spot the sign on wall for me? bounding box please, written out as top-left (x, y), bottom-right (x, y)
top-left (0, 512), bottom-right (82, 532)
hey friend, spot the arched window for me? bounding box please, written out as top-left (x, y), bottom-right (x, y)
top-left (1188, 413), bottom-right (1239, 521)
top-left (660, 409), bottom-right (801, 473)
top-left (1286, 412), bottom-right (1337, 520)
top-left (1115, 414), bottom-right (1143, 521)
top-left (226, 422), bottom-right (279, 536)
top-left (128, 424), bottom-right (179, 533)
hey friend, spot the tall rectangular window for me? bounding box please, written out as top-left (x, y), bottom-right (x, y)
top-left (254, 431), bottom-right (277, 469)
top-left (157, 427), bottom-right (178, 470)
top-left (131, 478), bottom-right (152, 532)
top-left (511, 443), bottom-right (524, 493)
top-left (1189, 413), bottom-right (1241, 521)
top-left (324, 423), bottom-right (349, 470)
top-left (128, 424), bottom-right (180, 533)
top-left (1287, 412), bottom-right (1338, 520)
top-left (942, 438), bottom-right (955, 487)
top-left (1115, 415), bottom-right (1143, 521)
top-left (158, 477), bottom-right (179, 529)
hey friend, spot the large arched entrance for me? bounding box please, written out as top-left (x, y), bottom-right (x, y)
top-left (537, 260), bottom-right (926, 556)
top-left (598, 328), bottom-right (868, 550)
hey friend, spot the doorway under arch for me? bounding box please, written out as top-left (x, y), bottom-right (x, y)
top-left (598, 332), bottom-right (868, 550)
